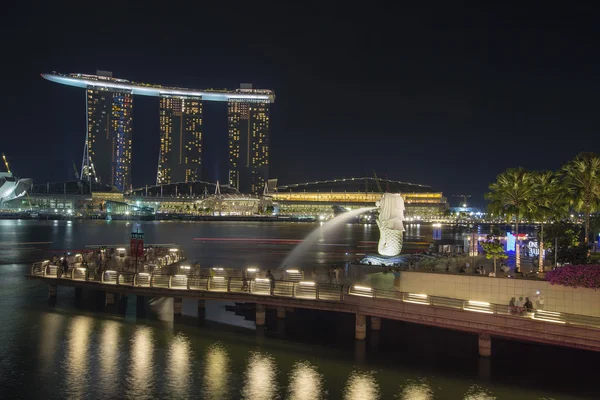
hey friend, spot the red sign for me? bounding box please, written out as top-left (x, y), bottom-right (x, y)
top-left (130, 238), bottom-right (137, 255)
top-left (137, 239), bottom-right (144, 257)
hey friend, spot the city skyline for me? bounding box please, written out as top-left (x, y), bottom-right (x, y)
top-left (4, 3), bottom-right (600, 206)
top-left (43, 71), bottom-right (274, 194)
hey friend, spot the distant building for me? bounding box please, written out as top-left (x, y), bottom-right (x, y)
top-left (85, 75), bottom-right (133, 191)
top-left (228, 84), bottom-right (270, 195)
top-left (157, 96), bottom-right (203, 184)
top-left (42, 72), bottom-right (275, 194)
top-left (270, 177), bottom-right (448, 218)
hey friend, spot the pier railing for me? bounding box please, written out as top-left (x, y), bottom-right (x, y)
top-left (29, 262), bottom-right (600, 329)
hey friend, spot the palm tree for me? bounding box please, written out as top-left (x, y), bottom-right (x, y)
top-left (530, 171), bottom-right (568, 272)
top-left (486, 168), bottom-right (536, 273)
top-left (560, 152), bottom-right (600, 245)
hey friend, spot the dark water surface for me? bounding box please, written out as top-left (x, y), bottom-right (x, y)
top-left (0, 220), bottom-right (597, 399)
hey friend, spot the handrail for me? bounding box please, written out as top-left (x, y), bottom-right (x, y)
top-left (26, 269), bottom-right (600, 330)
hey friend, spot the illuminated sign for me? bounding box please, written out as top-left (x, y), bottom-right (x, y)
top-left (506, 232), bottom-right (515, 252)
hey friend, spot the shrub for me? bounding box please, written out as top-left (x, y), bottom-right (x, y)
top-left (545, 265), bottom-right (600, 289)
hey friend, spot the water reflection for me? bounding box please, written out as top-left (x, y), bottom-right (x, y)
top-left (64, 316), bottom-right (93, 399)
top-left (399, 379), bottom-right (433, 399)
top-left (464, 384), bottom-right (496, 400)
top-left (287, 361), bottom-right (324, 400)
top-left (38, 313), bottom-right (64, 373)
top-left (242, 351), bottom-right (278, 400)
top-left (98, 320), bottom-right (120, 397)
top-left (202, 343), bottom-right (231, 399)
top-left (165, 333), bottom-right (192, 398)
top-left (344, 370), bottom-right (380, 400)
top-left (126, 326), bottom-right (155, 399)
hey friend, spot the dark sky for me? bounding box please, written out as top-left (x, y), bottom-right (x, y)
top-left (3, 2), bottom-right (600, 207)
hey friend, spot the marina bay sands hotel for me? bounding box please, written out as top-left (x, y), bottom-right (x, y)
top-left (42, 71), bottom-right (275, 194)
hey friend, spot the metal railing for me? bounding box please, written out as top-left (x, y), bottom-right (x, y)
top-left (28, 262), bottom-right (600, 329)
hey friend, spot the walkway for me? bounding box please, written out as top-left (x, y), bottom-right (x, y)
top-left (28, 263), bottom-right (600, 354)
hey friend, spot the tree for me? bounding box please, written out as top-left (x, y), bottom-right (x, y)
top-left (530, 171), bottom-right (568, 272)
top-left (486, 168), bottom-right (536, 273)
top-left (545, 221), bottom-right (586, 265)
top-left (560, 152), bottom-right (600, 245)
top-left (481, 236), bottom-right (508, 275)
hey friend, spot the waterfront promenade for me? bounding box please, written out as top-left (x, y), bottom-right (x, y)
top-left (28, 262), bottom-right (600, 356)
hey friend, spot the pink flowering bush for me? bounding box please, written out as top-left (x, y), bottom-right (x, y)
top-left (546, 265), bottom-right (600, 289)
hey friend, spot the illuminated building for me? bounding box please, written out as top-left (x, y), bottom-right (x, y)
top-left (270, 177), bottom-right (448, 218)
top-left (228, 84), bottom-right (270, 195)
top-left (42, 72), bottom-right (275, 194)
top-left (157, 96), bottom-right (203, 184)
top-left (82, 71), bottom-right (133, 192)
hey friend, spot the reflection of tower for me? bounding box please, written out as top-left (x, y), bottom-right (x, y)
top-left (84, 74), bottom-right (133, 191)
top-left (228, 84), bottom-right (270, 195)
top-left (157, 96), bottom-right (203, 184)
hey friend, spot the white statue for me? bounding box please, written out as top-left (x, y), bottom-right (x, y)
top-left (376, 193), bottom-right (405, 256)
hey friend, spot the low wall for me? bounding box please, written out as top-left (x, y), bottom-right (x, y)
top-left (399, 271), bottom-right (600, 317)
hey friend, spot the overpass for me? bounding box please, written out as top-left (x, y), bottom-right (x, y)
top-left (28, 264), bottom-right (600, 356)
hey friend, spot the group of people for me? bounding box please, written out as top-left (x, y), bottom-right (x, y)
top-left (327, 265), bottom-right (342, 284)
top-left (509, 296), bottom-right (535, 314)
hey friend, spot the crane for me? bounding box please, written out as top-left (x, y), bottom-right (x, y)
top-left (2, 153), bottom-right (11, 174)
top-left (452, 194), bottom-right (472, 208)
top-left (72, 160), bottom-right (80, 180)
top-left (372, 170), bottom-right (383, 192)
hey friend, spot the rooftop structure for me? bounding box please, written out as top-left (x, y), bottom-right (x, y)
top-left (41, 72), bottom-right (275, 103)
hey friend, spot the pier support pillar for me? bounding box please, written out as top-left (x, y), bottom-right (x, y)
top-left (74, 287), bottom-right (82, 303)
top-left (371, 316), bottom-right (381, 331)
top-left (48, 284), bottom-right (57, 304)
top-left (173, 297), bottom-right (183, 316)
top-left (478, 333), bottom-right (491, 357)
top-left (355, 313), bottom-right (366, 340)
top-left (105, 292), bottom-right (115, 307)
top-left (197, 299), bottom-right (205, 325)
top-left (277, 306), bottom-right (286, 319)
top-left (256, 304), bottom-right (266, 326)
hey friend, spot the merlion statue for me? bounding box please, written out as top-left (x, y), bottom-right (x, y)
top-left (376, 193), bottom-right (405, 256)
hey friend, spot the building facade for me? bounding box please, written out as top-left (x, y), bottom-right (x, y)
top-left (228, 85), bottom-right (270, 195)
top-left (44, 71), bottom-right (274, 194)
top-left (157, 96), bottom-right (203, 184)
top-left (85, 85), bottom-right (133, 192)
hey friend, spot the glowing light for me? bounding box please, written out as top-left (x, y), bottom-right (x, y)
top-left (287, 361), bottom-right (324, 400)
top-left (286, 269), bottom-right (300, 273)
top-left (343, 370), bottom-right (379, 400)
top-left (127, 326), bottom-right (155, 399)
top-left (411, 293), bottom-right (428, 298)
top-left (203, 343), bottom-right (230, 398)
top-left (532, 316), bottom-right (566, 324)
top-left (138, 272), bottom-right (149, 276)
top-left (98, 320), bottom-right (120, 397)
top-left (468, 300), bottom-right (490, 306)
top-left (212, 267), bottom-right (224, 271)
top-left (65, 316), bottom-right (93, 398)
top-left (166, 334), bottom-right (192, 398)
top-left (256, 278), bottom-right (270, 282)
top-left (247, 268), bottom-right (258, 272)
top-left (299, 281), bottom-right (315, 286)
top-left (180, 265), bottom-right (191, 269)
top-left (432, 223), bottom-right (442, 227)
top-left (399, 379), bottom-right (434, 400)
top-left (353, 286), bottom-right (372, 291)
top-left (169, 248), bottom-right (179, 252)
top-left (116, 248), bottom-right (126, 251)
top-left (242, 351), bottom-right (278, 400)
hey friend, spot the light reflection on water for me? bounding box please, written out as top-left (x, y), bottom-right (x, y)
top-left (38, 312), bottom-right (63, 374)
top-left (126, 326), bottom-right (155, 400)
top-left (99, 320), bottom-right (120, 397)
top-left (399, 379), bottom-right (434, 400)
top-left (64, 316), bottom-right (93, 399)
top-left (165, 333), bottom-right (192, 398)
top-left (202, 343), bottom-right (231, 400)
top-left (242, 351), bottom-right (278, 400)
top-left (463, 384), bottom-right (497, 400)
top-left (287, 361), bottom-right (325, 400)
top-left (344, 369), bottom-right (380, 400)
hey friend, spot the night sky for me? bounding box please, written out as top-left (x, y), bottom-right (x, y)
top-left (3, 2), bottom-right (600, 206)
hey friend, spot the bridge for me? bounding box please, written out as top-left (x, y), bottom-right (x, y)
top-left (28, 263), bottom-right (600, 356)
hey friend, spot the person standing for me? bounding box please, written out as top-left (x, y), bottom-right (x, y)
top-left (266, 270), bottom-right (275, 295)
top-left (334, 266), bottom-right (340, 284)
top-left (536, 292), bottom-right (544, 310)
